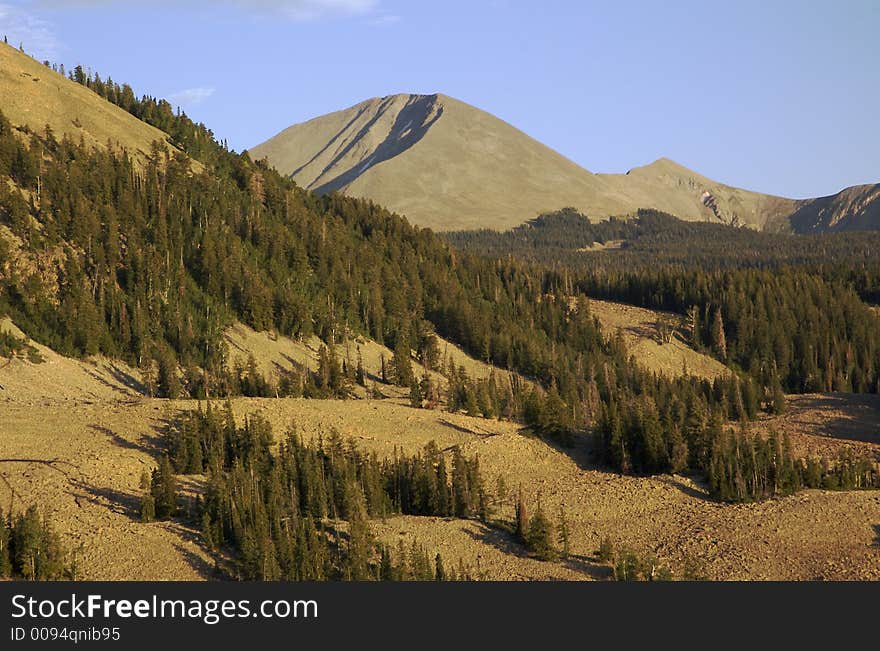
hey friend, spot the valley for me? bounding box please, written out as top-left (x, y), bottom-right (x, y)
top-left (1, 39), bottom-right (879, 583)
top-left (2, 317), bottom-right (878, 581)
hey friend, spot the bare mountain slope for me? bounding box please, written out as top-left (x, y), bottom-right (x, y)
top-left (252, 93), bottom-right (621, 231)
top-left (251, 93), bottom-right (803, 231)
top-left (786, 183), bottom-right (880, 233)
top-left (611, 157), bottom-right (799, 231)
top-left (0, 43), bottom-right (175, 162)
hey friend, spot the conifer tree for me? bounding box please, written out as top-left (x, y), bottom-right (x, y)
top-left (770, 380), bottom-right (787, 415)
top-left (710, 307), bottom-right (727, 361)
top-left (598, 536), bottom-right (615, 563)
top-left (409, 381), bottom-right (422, 408)
top-left (686, 305), bottom-right (701, 349)
top-left (391, 331), bottom-right (414, 387)
top-left (526, 500), bottom-right (557, 561)
top-left (140, 494), bottom-right (156, 523)
top-left (514, 487), bottom-right (527, 541)
top-left (151, 456), bottom-right (178, 519)
top-left (451, 449), bottom-right (472, 518)
top-left (355, 348), bottom-right (366, 386)
top-left (434, 553), bottom-right (446, 581)
top-left (557, 506), bottom-right (570, 558)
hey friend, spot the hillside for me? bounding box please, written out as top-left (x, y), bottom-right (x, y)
top-left (0, 43), bottom-right (175, 162)
top-left (2, 348), bottom-right (878, 580)
top-left (252, 93), bottom-right (880, 232)
top-left (787, 183), bottom-right (880, 233)
top-left (251, 93), bottom-right (624, 231)
top-left (2, 46), bottom-right (880, 583)
top-left (2, 313), bottom-right (879, 581)
top-left (586, 299), bottom-right (729, 381)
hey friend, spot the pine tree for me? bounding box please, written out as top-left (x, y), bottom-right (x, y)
top-left (614, 548), bottom-right (641, 581)
top-left (514, 487), bottom-right (527, 541)
top-left (201, 511), bottom-right (214, 551)
top-left (556, 506), bottom-right (570, 558)
top-left (391, 331), bottom-right (414, 387)
top-left (686, 305), bottom-right (701, 349)
top-left (140, 494), bottom-right (156, 523)
top-left (409, 381), bottom-right (422, 408)
top-left (598, 536), bottom-right (615, 563)
top-left (434, 553), bottom-right (446, 581)
top-left (12, 506), bottom-right (42, 580)
top-left (451, 449), bottom-right (472, 518)
top-left (355, 348), bottom-right (366, 386)
top-left (151, 455), bottom-right (178, 519)
top-left (710, 307), bottom-right (727, 361)
top-left (525, 500), bottom-right (557, 561)
top-left (770, 380), bottom-right (787, 415)
top-left (379, 545), bottom-right (394, 581)
top-left (156, 348), bottom-right (182, 399)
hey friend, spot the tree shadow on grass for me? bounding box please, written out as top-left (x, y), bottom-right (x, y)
top-left (72, 475), bottom-right (219, 580)
top-left (656, 475), bottom-right (713, 501)
top-left (81, 364), bottom-right (146, 397)
top-left (71, 477), bottom-right (141, 519)
top-left (873, 524), bottom-right (880, 548)
top-left (171, 542), bottom-right (219, 580)
top-left (463, 520), bottom-right (612, 580)
top-left (533, 431), bottom-right (603, 473)
top-left (88, 423), bottom-right (164, 456)
top-left (165, 520), bottom-right (222, 580)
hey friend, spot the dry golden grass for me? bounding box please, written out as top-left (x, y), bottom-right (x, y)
top-left (0, 317), bottom-right (144, 405)
top-left (224, 321), bottom-right (514, 399)
top-left (0, 43), bottom-right (179, 165)
top-left (1, 319), bottom-right (879, 581)
top-left (586, 299), bottom-right (729, 380)
top-left (251, 93), bottom-right (800, 232)
top-left (753, 393), bottom-right (880, 462)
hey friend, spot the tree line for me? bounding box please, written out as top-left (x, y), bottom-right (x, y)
top-left (0, 505), bottom-right (75, 580)
top-left (4, 58), bottom-right (876, 505)
top-left (0, 104), bottom-right (746, 462)
top-left (447, 209), bottom-right (880, 396)
top-left (149, 403), bottom-right (488, 580)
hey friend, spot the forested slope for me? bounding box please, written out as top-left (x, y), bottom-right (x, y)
top-left (2, 50), bottom-right (878, 506)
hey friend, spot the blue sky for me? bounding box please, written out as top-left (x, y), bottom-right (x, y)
top-left (1, 0), bottom-right (877, 198)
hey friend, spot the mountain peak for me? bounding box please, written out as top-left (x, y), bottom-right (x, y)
top-left (249, 95), bottom-right (844, 232)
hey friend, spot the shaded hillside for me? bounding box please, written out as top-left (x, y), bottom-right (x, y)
top-left (787, 183), bottom-right (880, 233)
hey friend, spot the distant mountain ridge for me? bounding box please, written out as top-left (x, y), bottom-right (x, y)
top-left (787, 183), bottom-right (880, 232)
top-left (251, 93), bottom-right (879, 233)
